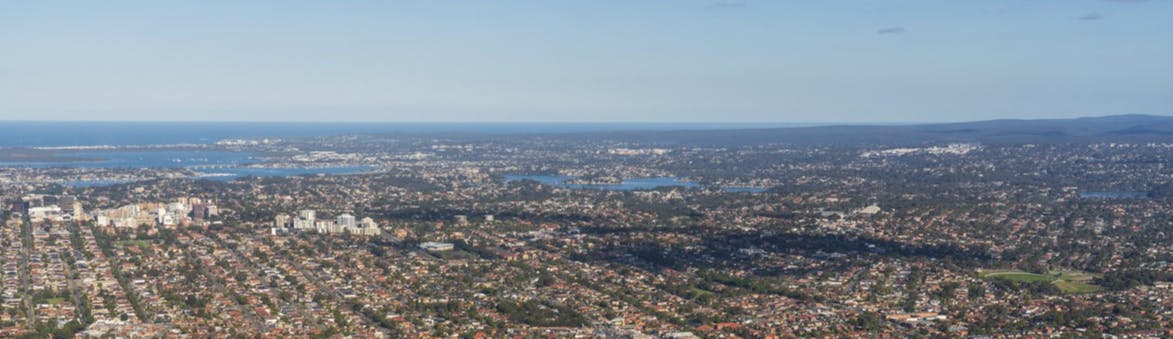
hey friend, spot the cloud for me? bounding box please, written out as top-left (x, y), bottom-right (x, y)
top-left (706, 0), bottom-right (746, 10)
top-left (1079, 13), bottom-right (1103, 20)
top-left (876, 26), bottom-right (906, 35)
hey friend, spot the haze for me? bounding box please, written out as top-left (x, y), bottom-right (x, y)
top-left (1, 0), bottom-right (1170, 122)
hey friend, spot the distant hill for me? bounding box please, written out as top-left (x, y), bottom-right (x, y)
top-left (579, 114), bottom-right (1173, 146)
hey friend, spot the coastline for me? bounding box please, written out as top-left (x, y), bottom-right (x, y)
top-left (0, 148), bottom-right (105, 163)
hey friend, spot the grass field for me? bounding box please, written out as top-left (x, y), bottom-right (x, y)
top-left (45, 297), bottom-right (67, 305)
top-left (981, 270), bottom-right (1103, 293)
top-left (1052, 280), bottom-right (1103, 293)
top-left (1056, 271), bottom-right (1097, 282)
top-left (688, 287), bottom-right (715, 296)
top-left (982, 271), bottom-right (1056, 283)
top-left (115, 240), bottom-right (152, 248)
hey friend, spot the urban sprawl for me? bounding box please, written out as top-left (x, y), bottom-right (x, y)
top-left (0, 130), bottom-right (1170, 338)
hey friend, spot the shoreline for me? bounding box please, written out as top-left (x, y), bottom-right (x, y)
top-left (0, 148), bottom-right (105, 163)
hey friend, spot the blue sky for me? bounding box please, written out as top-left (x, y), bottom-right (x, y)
top-left (0, 0), bottom-right (1170, 122)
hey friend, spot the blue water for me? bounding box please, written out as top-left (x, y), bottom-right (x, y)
top-left (1, 148), bottom-right (371, 185)
top-left (505, 175), bottom-right (700, 190)
top-left (55, 166), bottom-right (372, 187)
top-left (198, 166), bottom-right (373, 180)
top-left (0, 121), bottom-right (816, 147)
top-left (0, 121), bottom-right (813, 185)
top-left (1080, 191), bottom-right (1149, 199)
top-left (0, 150), bottom-right (258, 168)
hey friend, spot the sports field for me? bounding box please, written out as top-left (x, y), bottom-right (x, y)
top-left (981, 270), bottom-right (1103, 293)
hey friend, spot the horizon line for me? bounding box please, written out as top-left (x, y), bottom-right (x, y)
top-left (0, 113), bottom-right (1165, 125)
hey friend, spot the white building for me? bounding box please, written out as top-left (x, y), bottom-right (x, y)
top-left (298, 210), bottom-right (316, 221)
top-left (29, 205), bottom-right (64, 223)
top-left (349, 217), bottom-right (381, 236)
top-left (336, 213), bottom-right (356, 228)
top-left (293, 210), bottom-right (316, 229)
top-left (419, 242), bottom-right (454, 252)
top-left (274, 214), bottom-right (290, 228)
top-left (278, 210), bottom-right (381, 236)
top-left (854, 204), bottom-right (882, 215)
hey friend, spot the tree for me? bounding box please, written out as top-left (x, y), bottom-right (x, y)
top-left (968, 284), bottom-right (985, 299)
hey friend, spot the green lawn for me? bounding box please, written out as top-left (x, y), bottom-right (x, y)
top-left (45, 297), bottom-right (67, 305)
top-left (688, 287), bottom-right (715, 296)
top-left (982, 271), bottom-right (1056, 283)
top-left (1053, 280), bottom-right (1103, 293)
top-left (982, 270), bottom-right (1104, 293)
top-left (1056, 271), bottom-right (1098, 282)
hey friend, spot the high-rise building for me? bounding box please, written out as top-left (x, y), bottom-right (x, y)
top-left (72, 202), bottom-right (86, 222)
top-left (293, 218), bottom-right (312, 229)
top-left (192, 203), bottom-right (208, 220)
top-left (298, 210), bottom-right (316, 221)
top-left (337, 213), bottom-right (357, 228)
top-left (315, 220), bottom-right (339, 234)
top-left (274, 214), bottom-right (290, 228)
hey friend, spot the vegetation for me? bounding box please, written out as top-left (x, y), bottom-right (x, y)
top-left (495, 299), bottom-right (586, 327)
top-left (982, 270), bottom-right (1104, 294)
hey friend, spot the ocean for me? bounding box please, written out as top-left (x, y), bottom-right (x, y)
top-left (0, 121), bottom-right (805, 183)
top-left (0, 121), bottom-right (809, 147)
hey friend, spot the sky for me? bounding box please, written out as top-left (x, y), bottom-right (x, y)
top-left (0, 0), bottom-right (1170, 123)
